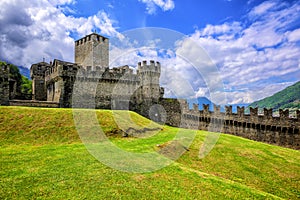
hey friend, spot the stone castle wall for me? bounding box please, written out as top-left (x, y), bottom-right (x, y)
top-left (0, 63), bottom-right (19, 104)
top-left (167, 100), bottom-right (300, 149)
top-left (31, 62), bottom-right (49, 101)
top-left (9, 100), bottom-right (59, 108)
top-left (0, 64), bottom-right (9, 105)
top-left (44, 60), bottom-right (79, 107)
top-left (72, 65), bottom-right (140, 109)
top-left (159, 98), bottom-right (182, 127)
top-left (40, 59), bottom-right (162, 109)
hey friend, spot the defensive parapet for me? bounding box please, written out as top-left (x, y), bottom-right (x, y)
top-left (75, 65), bottom-right (139, 83)
top-left (137, 60), bottom-right (161, 74)
top-left (45, 59), bottom-right (79, 82)
top-left (42, 60), bottom-right (79, 105)
top-left (178, 103), bottom-right (300, 149)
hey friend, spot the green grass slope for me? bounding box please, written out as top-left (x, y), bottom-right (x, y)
top-left (1, 106), bottom-right (300, 199)
top-left (248, 81), bottom-right (300, 111)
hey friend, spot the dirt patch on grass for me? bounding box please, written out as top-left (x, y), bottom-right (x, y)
top-left (156, 140), bottom-right (189, 160)
top-left (106, 126), bottom-right (162, 138)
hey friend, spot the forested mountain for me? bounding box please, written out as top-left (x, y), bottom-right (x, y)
top-left (248, 81), bottom-right (300, 111)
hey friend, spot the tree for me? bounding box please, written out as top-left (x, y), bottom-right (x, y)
top-left (21, 75), bottom-right (32, 95)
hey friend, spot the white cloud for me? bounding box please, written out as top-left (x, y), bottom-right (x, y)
top-left (201, 22), bottom-right (242, 36)
top-left (109, 36), bottom-right (210, 100)
top-left (139, 0), bottom-right (175, 14)
top-left (287, 28), bottom-right (300, 42)
top-left (0, 0), bottom-right (122, 68)
top-left (108, 2), bottom-right (300, 105)
top-left (248, 1), bottom-right (276, 17)
top-left (92, 12), bottom-right (124, 39)
top-left (48, 0), bottom-right (75, 5)
top-left (184, 0), bottom-right (300, 104)
top-left (195, 87), bottom-right (209, 98)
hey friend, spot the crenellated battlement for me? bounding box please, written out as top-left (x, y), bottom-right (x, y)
top-left (137, 60), bottom-right (161, 74)
top-left (34, 59), bottom-right (160, 84)
top-left (177, 102), bottom-right (300, 149)
top-left (75, 33), bottom-right (109, 68)
top-left (75, 33), bottom-right (108, 46)
top-left (44, 60), bottom-right (79, 83)
top-left (181, 102), bottom-right (300, 121)
top-left (75, 65), bottom-right (140, 83)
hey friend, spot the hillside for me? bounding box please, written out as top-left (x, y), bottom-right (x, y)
top-left (248, 81), bottom-right (300, 111)
top-left (1, 106), bottom-right (300, 199)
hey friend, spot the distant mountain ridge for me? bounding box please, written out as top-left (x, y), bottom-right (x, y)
top-left (248, 81), bottom-right (300, 111)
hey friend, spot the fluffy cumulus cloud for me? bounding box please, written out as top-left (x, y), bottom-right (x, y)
top-left (109, 40), bottom-right (219, 102)
top-left (248, 0), bottom-right (277, 17)
top-left (108, 32), bottom-right (205, 100)
top-left (0, 0), bottom-right (121, 68)
top-left (182, 0), bottom-right (300, 104)
top-left (110, 0), bottom-right (300, 105)
top-left (109, 0), bottom-right (300, 105)
top-left (139, 0), bottom-right (175, 14)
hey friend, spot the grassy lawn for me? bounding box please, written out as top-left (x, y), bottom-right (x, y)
top-left (0, 106), bottom-right (299, 199)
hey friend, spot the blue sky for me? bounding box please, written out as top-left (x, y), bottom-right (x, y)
top-left (0, 0), bottom-right (300, 105)
top-left (66, 0), bottom-right (250, 34)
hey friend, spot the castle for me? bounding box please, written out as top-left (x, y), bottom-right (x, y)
top-left (0, 33), bottom-right (299, 149)
top-left (29, 33), bottom-right (163, 112)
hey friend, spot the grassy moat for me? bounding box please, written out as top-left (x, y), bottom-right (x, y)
top-left (0, 106), bottom-right (299, 199)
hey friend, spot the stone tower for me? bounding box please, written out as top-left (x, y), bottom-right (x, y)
top-left (137, 60), bottom-right (161, 101)
top-left (30, 62), bottom-right (49, 101)
top-left (75, 33), bottom-right (109, 68)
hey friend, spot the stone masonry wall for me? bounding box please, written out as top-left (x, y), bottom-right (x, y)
top-left (173, 101), bottom-right (300, 150)
top-left (46, 60), bottom-right (162, 111)
top-left (31, 62), bottom-right (49, 101)
top-left (159, 98), bottom-right (182, 127)
top-left (9, 100), bottom-right (59, 108)
top-left (75, 33), bottom-right (109, 68)
top-left (0, 64), bottom-right (9, 105)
